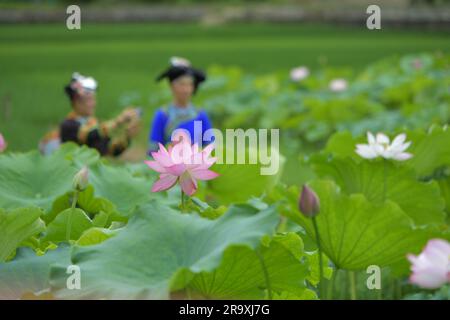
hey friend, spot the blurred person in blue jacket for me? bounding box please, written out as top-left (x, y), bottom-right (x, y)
top-left (148, 57), bottom-right (213, 154)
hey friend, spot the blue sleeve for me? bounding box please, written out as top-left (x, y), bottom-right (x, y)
top-left (148, 109), bottom-right (168, 153)
top-left (198, 110), bottom-right (214, 144)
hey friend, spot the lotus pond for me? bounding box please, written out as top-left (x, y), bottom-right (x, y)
top-left (0, 52), bottom-right (449, 300)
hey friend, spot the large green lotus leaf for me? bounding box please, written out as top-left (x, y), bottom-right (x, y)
top-left (324, 131), bottom-right (362, 158)
top-left (438, 177), bottom-right (450, 217)
top-left (0, 151), bottom-right (78, 210)
top-left (54, 142), bottom-right (101, 168)
top-left (0, 207), bottom-right (46, 262)
top-left (88, 163), bottom-right (157, 217)
top-left (77, 185), bottom-right (115, 215)
top-left (208, 146), bottom-right (284, 204)
top-left (42, 208), bottom-right (93, 243)
top-left (76, 227), bottom-right (118, 246)
top-left (284, 180), bottom-right (433, 270)
top-left (49, 201), bottom-right (279, 299)
top-left (187, 233), bottom-right (310, 299)
top-left (0, 245), bottom-right (71, 299)
top-left (43, 186), bottom-right (116, 225)
top-left (310, 156), bottom-right (445, 226)
top-left (273, 289), bottom-right (317, 300)
top-left (304, 252), bottom-right (334, 286)
top-left (186, 197), bottom-right (228, 220)
top-left (407, 126), bottom-right (450, 178)
top-left (266, 231), bottom-right (333, 285)
top-left (91, 211), bottom-right (110, 228)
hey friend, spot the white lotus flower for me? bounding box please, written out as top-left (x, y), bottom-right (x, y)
top-left (329, 78), bottom-right (348, 92)
top-left (355, 132), bottom-right (413, 161)
top-left (290, 66), bottom-right (309, 82)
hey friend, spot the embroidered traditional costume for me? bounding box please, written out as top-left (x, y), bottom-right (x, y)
top-left (60, 111), bottom-right (129, 156)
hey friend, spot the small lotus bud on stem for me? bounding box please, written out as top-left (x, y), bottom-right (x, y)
top-left (73, 166), bottom-right (89, 192)
top-left (299, 184), bottom-right (324, 298)
top-left (299, 185), bottom-right (320, 218)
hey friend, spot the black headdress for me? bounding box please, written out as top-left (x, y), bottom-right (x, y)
top-left (156, 57), bottom-right (206, 93)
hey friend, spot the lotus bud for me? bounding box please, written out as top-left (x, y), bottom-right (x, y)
top-left (73, 166), bottom-right (89, 192)
top-left (299, 185), bottom-right (320, 218)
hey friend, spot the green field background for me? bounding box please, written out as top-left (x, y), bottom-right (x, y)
top-left (1, 23), bottom-right (449, 152)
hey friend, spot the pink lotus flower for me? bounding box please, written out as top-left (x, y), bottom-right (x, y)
top-left (407, 239), bottom-right (450, 289)
top-left (145, 139), bottom-right (219, 196)
top-left (0, 133), bottom-right (6, 153)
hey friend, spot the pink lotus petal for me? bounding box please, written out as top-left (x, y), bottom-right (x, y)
top-left (179, 174), bottom-right (197, 196)
top-left (144, 160), bottom-right (167, 174)
top-left (410, 269), bottom-right (448, 289)
top-left (158, 143), bottom-right (173, 160)
top-left (166, 163), bottom-right (187, 176)
top-left (152, 150), bottom-right (173, 167)
top-left (190, 169), bottom-right (220, 181)
top-left (151, 174), bottom-right (178, 192)
top-left (426, 239), bottom-right (450, 253)
top-left (158, 143), bottom-right (170, 155)
top-left (407, 254), bottom-right (418, 265)
top-left (424, 240), bottom-right (450, 264)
